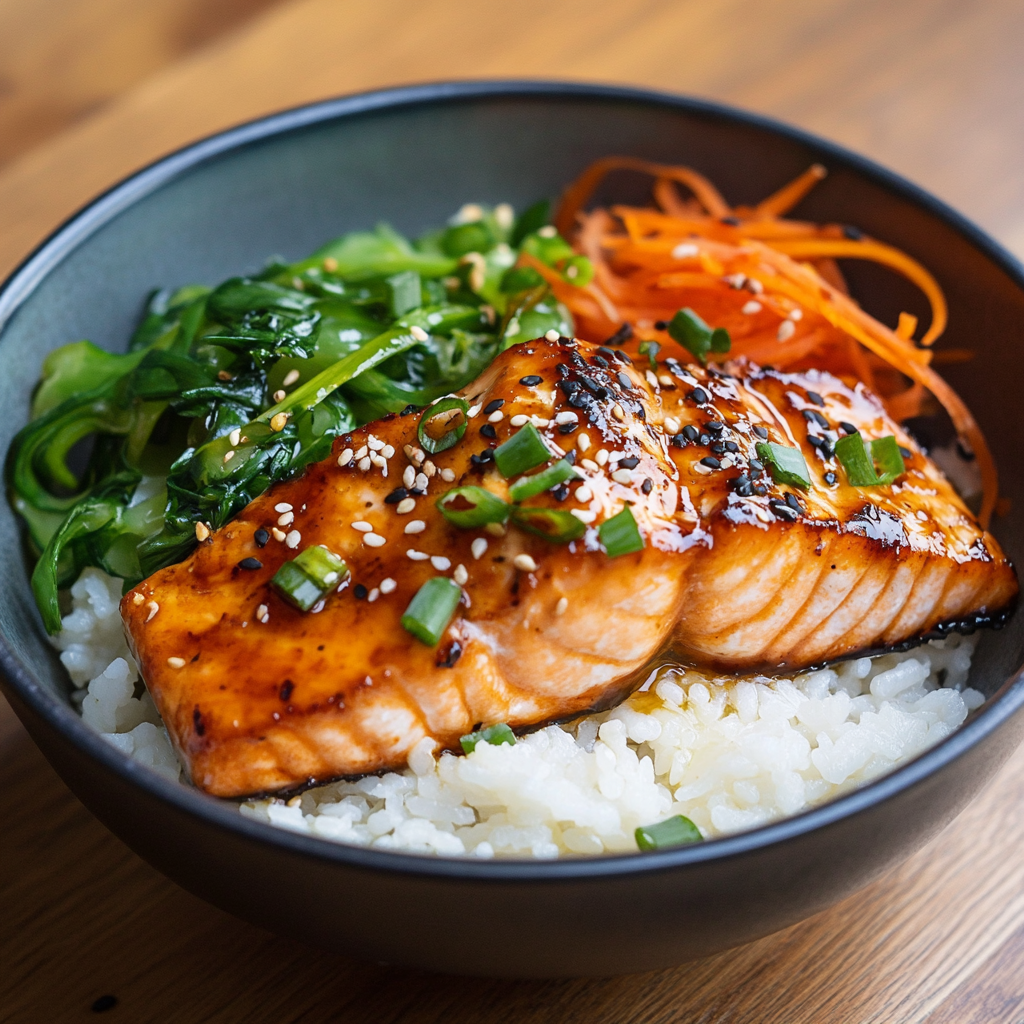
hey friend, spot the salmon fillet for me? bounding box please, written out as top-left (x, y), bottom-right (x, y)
top-left (122, 336), bottom-right (1017, 796)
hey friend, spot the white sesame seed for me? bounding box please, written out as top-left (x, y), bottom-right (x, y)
top-left (167, 656), bottom-right (186, 669)
top-left (410, 325), bottom-right (429, 341)
top-left (273, 390), bottom-right (286, 403)
top-left (352, 521), bottom-right (372, 532)
top-left (612, 468), bottom-right (633, 485)
top-left (370, 452), bottom-right (386, 468)
top-left (777, 319), bottom-right (796, 341)
top-left (471, 537), bottom-right (488, 560)
top-left (423, 460), bottom-right (436, 477)
top-left (285, 530), bottom-right (301, 548)
top-left (195, 522), bottom-right (210, 542)
top-left (338, 448), bottom-right (354, 466)
top-left (484, 522), bottom-right (506, 537)
top-left (453, 564), bottom-right (468, 585)
top-left (271, 527), bottom-right (286, 541)
top-left (323, 572), bottom-right (338, 585)
top-left (724, 273), bottom-right (746, 289)
top-left (367, 436), bottom-right (385, 451)
top-left (145, 601), bottom-right (159, 622)
top-left (469, 266), bottom-right (485, 292)
top-left (581, 458), bottom-right (599, 471)
top-left (538, 225), bottom-right (557, 238)
top-left (277, 511), bottom-right (294, 526)
top-left (494, 203), bottom-right (514, 229)
top-left (510, 414), bottom-right (529, 427)
top-left (282, 368), bottom-right (300, 386)
top-left (367, 588), bottom-right (380, 602)
top-left (608, 450), bottom-right (625, 463)
top-left (229, 428), bottom-right (242, 446)
top-left (513, 553), bottom-right (538, 572)
top-left (364, 533), bottom-right (386, 548)
top-left (403, 465), bottom-right (416, 488)
top-left (380, 578), bottom-right (397, 594)
top-left (571, 509), bottom-right (597, 523)
top-left (659, 374), bottom-right (675, 387)
top-left (407, 549), bottom-right (429, 561)
top-left (382, 444), bottom-right (395, 459)
top-left (555, 596), bottom-right (569, 615)
top-left (577, 433), bottom-right (591, 452)
top-left (544, 329), bottom-right (560, 342)
top-left (596, 449), bottom-right (609, 466)
top-left (530, 416), bottom-right (551, 428)
top-left (468, 404), bottom-right (482, 419)
top-left (256, 604), bottom-right (268, 620)
top-left (415, 472), bottom-right (429, 491)
top-left (487, 410), bottom-right (504, 423)
top-left (664, 416), bottom-right (681, 435)
top-left (132, 592), bottom-right (145, 606)
top-left (575, 484), bottom-right (593, 502)
top-left (555, 411), bottom-right (578, 425)
top-left (742, 300), bottom-right (762, 315)
top-left (789, 308), bottom-right (803, 321)
top-left (222, 450), bottom-right (235, 464)
top-left (440, 468), bottom-right (456, 482)
top-left (747, 278), bottom-right (764, 294)
top-left (355, 445), bottom-right (369, 460)
top-left (274, 502), bottom-right (293, 513)
top-left (396, 497), bottom-right (416, 514)
top-left (431, 555), bottom-right (451, 570)
top-left (672, 242), bottom-right (699, 258)
top-left (405, 519), bottom-right (426, 534)
top-left (646, 370), bottom-right (659, 387)
top-left (358, 457), bottom-right (372, 472)
top-left (612, 404), bottom-right (625, 421)
top-left (691, 461), bottom-right (713, 475)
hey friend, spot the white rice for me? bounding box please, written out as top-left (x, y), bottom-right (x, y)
top-left (58, 568), bottom-right (985, 857)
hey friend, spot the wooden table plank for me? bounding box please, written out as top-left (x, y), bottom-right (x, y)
top-left (2, 1), bottom-right (1024, 1019)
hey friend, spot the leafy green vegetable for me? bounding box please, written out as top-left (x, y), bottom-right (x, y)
top-left (755, 441), bottom-right (812, 489)
top-left (6, 202), bottom-right (578, 632)
top-left (834, 431), bottom-right (906, 486)
top-left (667, 307), bottom-right (731, 364)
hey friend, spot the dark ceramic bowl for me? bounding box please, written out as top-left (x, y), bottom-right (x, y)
top-left (1, 81), bottom-right (1022, 978)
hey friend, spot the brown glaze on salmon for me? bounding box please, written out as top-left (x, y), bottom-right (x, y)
top-left (121, 337), bottom-right (1017, 796)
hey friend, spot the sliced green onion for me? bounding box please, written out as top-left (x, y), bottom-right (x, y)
top-left (511, 199), bottom-right (550, 246)
top-left (460, 722), bottom-right (516, 754)
top-left (500, 265), bottom-right (545, 294)
top-left (493, 422), bottom-right (550, 477)
top-left (417, 397), bottom-right (468, 455)
top-left (599, 504), bottom-right (644, 557)
top-left (271, 546), bottom-right (347, 612)
top-left (385, 270), bottom-right (421, 318)
top-left (441, 220), bottom-right (494, 258)
top-left (437, 486), bottom-right (510, 528)
top-left (508, 459), bottom-right (578, 502)
top-left (667, 307), bottom-right (731, 365)
top-left (401, 576), bottom-right (462, 646)
top-left (561, 255), bottom-right (594, 286)
top-left (638, 339), bottom-right (661, 370)
top-left (635, 814), bottom-right (702, 851)
top-left (755, 441), bottom-right (811, 489)
top-left (511, 507), bottom-right (587, 543)
top-left (834, 431), bottom-right (906, 486)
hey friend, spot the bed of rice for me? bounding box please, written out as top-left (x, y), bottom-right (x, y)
top-left (57, 567), bottom-right (985, 858)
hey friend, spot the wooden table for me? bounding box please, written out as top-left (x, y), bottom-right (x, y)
top-left (3, 2), bottom-right (1024, 1020)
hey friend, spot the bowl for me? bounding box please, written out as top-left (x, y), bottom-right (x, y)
top-left (1, 81), bottom-right (1022, 978)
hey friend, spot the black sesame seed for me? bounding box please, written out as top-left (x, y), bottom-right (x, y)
top-left (698, 433), bottom-right (711, 446)
top-left (237, 557), bottom-right (263, 570)
top-left (802, 409), bottom-right (829, 429)
top-left (619, 456), bottom-right (640, 469)
top-left (470, 449), bottom-right (495, 467)
top-left (569, 392), bottom-right (592, 410)
top-left (682, 424), bottom-right (700, 442)
top-left (354, 584), bottom-right (368, 599)
top-left (750, 459), bottom-right (764, 471)
top-left (807, 435), bottom-right (825, 449)
top-left (824, 471), bottom-right (837, 485)
top-left (753, 425), bottom-right (769, 439)
top-left (843, 224), bottom-right (863, 240)
top-left (770, 501), bottom-right (798, 522)
top-left (384, 487), bottom-right (409, 504)
top-left (641, 478), bottom-right (653, 494)
top-left (400, 403), bottom-right (420, 416)
top-left (480, 423), bottom-right (497, 439)
top-left (700, 456), bottom-right (721, 469)
top-left (784, 492), bottom-right (803, 511)
top-left (749, 467), bottom-right (763, 481)
top-left (839, 421), bottom-right (857, 435)
top-left (254, 528), bottom-right (270, 547)
top-left (556, 362), bottom-right (570, 378)
top-left (591, 355), bottom-right (609, 368)
top-left (597, 346), bottom-right (618, 359)
top-left (733, 473), bottom-right (751, 487)
top-left (604, 323), bottom-right (634, 346)
top-left (613, 350), bottom-right (632, 365)
top-left (654, 320), bottom-right (668, 330)
top-left (519, 375), bottom-right (542, 386)
top-left (558, 422), bottom-right (577, 435)
top-left (899, 446), bottom-right (913, 459)
top-left (670, 434), bottom-right (687, 448)
top-left (753, 483), bottom-right (768, 496)
top-left (570, 350), bottom-right (588, 370)
top-left (635, 404), bottom-right (646, 422)
top-left (709, 441), bottom-right (726, 455)
top-left (552, 483), bottom-right (570, 501)
top-left (705, 421), bottom-right (725, 435)
top-left (564, 450), bottom-right (577, 465)
top-left (721, 216), bottom-right (740, 226)
top-left (724, 440), bottom-right (739, 453)
top-left (734, 483), bottom-right (753, 497)
top-left (484, 398), bottom-right (505, 414)
top-left (616, 371), bottom-right (633, 390)
top-left (558, 378), bottom-right (579, 397)
top-left (806, 391), bottom-right (826, 407)
top-left (280, 679), bottom-right (294, 702)
top-left (688, 387), bottom-right (709, 405)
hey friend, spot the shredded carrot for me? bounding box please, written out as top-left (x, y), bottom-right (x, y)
top-left (549, 157), bottom-right (997, 526)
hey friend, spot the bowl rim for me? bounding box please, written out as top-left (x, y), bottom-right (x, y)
top-left (1, 77), bottom-right (1022, 882)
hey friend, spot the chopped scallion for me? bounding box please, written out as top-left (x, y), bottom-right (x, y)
top-left (417, 397), bottom-right (468, 455)
top-left (460, 722), bottom-right (516, 754)
top-left (271, 545), bottom-right (347, 612)
top-left (493, 422), bottom-right (550, 477)
top-left (635, 814), bottom-right (702, 851)
top-left (599, 504), bottom-right (644, 557)
top-left (667, 307), bottom-right (731, 364)
top-left (755, 441), bottom-right (811, 489)
top-left (638, 339), bottom-right (661, 370)
top-left (437, 486), bottom-right (510, 528)
top-left (401, 576), bottom-right (462, 646)
top-left (561, 255), bottom-right (594, 287)
top-left (508, 459), bottom-right (578, 502)
top-left (511, 506), bottom-right (587, 543)
top-left (834, 431), bottom-right (906, 486)
top-left (385, 270), bottom-right (422, 318)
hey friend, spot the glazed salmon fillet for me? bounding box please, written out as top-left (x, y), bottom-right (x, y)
top-left (122, 336), bottom-right (1017, 796)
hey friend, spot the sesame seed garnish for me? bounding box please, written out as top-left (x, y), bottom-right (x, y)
top-left (467, 404), bottom-right (482, 419)
top-left (510, 414), bottom-right (529, 427)
top-left (367, 588), bottom-right (380, 602)
top-left (544, 329), bottom-right (560, 342)
top-left (237, 557), bottom-right (263, 570)
top-left (777, 319), bottom-right (796, 341)
top-left (380, 578), bottom-right (397, 594)
top-left (571, 509), bottom-right (596, 523)
top-left (358, 457), bottom-right (372, 472)
top-left (789, 308), bottom-right (803, 321)
top-left (555, 411), bottom-right (578, 425)
top-left (596, 449), bottom-right (609, 466)
top-left (338, 448), bottom-right (354, 466)
top-left (132, 592), bottom-right (145, 606)
top-left (364, 534), bottom-right (386, 548)
top-left (555, 596), bottom-right (569, 615)
top-left (405, 444), bottom-right (426, 466)
top-left (611, 468), bottom-right (633, 485)
top-left (367, 436), bottom-right (385, 452)
top-left (370, 453), bottom-right (386, 468)
top-left (352, 521), bottom-right (372, 532)
top-left (612, 404), bottom-right (625, 421)
top-left (274, 502), bottom-right (293, 513)
top-left (453, 564), bottom-right (468, 585)
top-left (403, 465), bottom-right (416, 488)
top-left (484, 522), bottom-right (506, 537)
top-left (672, 242), bottom-right (699, 258)
top-left (228, 428), bottom-right (242, 447)
top-left (530, 415), bottom-right (551, 428)
top-left (195, 522), bottom-right (210, 542)
top-left (440, 468), bottom-right (455, 482)
top-left (222, 450), bottom-right (235, 464)
top-left (410, 325), bottom-right (429, 342)
top-left (167, 656), bottom-right (186, 669)
top-left (742, 300), bottom-right (762, 315)
top-left (520, 375), bottom-right (543, 386)
top-left (146, 601), bottom-right (159, 621)
top-left (382, 444), bottom-right (395, 459)
top-left (285, 530), bottom-right (301, 548)
top-left (218, 370), bottom-right (233, 381)
top-left (273, 389), bottom-right (286, 403)
top-left (396, 497), bottom-right (416, 514)
top-left (414, 472), bottom-right (429, 491)
top-left (484, 399), bottom-right (505, 414)
top-left (471, 537), bottom-right (488, 559)
top-left (271, 527), bottom-right (286, 542)
top-left (538, 225), bottom-right (557, 238)
top-left (431, 555), bottom-right (451, 570)
top-left (270, 412), bottom-right (289, 431)
top-left (283, 369), bottom-right (300, 386)
top-left (277, 511), bottom-right (294, 526)
top-left (608, 451), bottom-right (624, 463)
top-left (659, 374), bottom-right (675, 387)
top-left (354, 445), bottom-right (369, 460)
top-left (664, 416), bottom-right (681, 435)
top-left (354, 584), bottom-right (368, 599)
top-left (404, 519), bottom-right (426, 534)
top-left (580, 458), bottom-right (599, 471)
top-left (576, 433), bottom-right (591, 452)
top-left (747, 278), bottom-right (764, 294)
top-left (487, 410), bottom-right (504, 423)
top-left (575, 484), bottom-right (593, 502)
top-left (423, 460), bottom-right (436, 477)
top-left (407, 549), bottom-right (429, 561)
top-left (514, 553), bottom-right (538, 572)
top-left (256, 604), bottom-right (269, 622)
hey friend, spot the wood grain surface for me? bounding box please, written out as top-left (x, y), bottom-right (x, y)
top-left (3, 1), bottom-right (1024, 1021)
